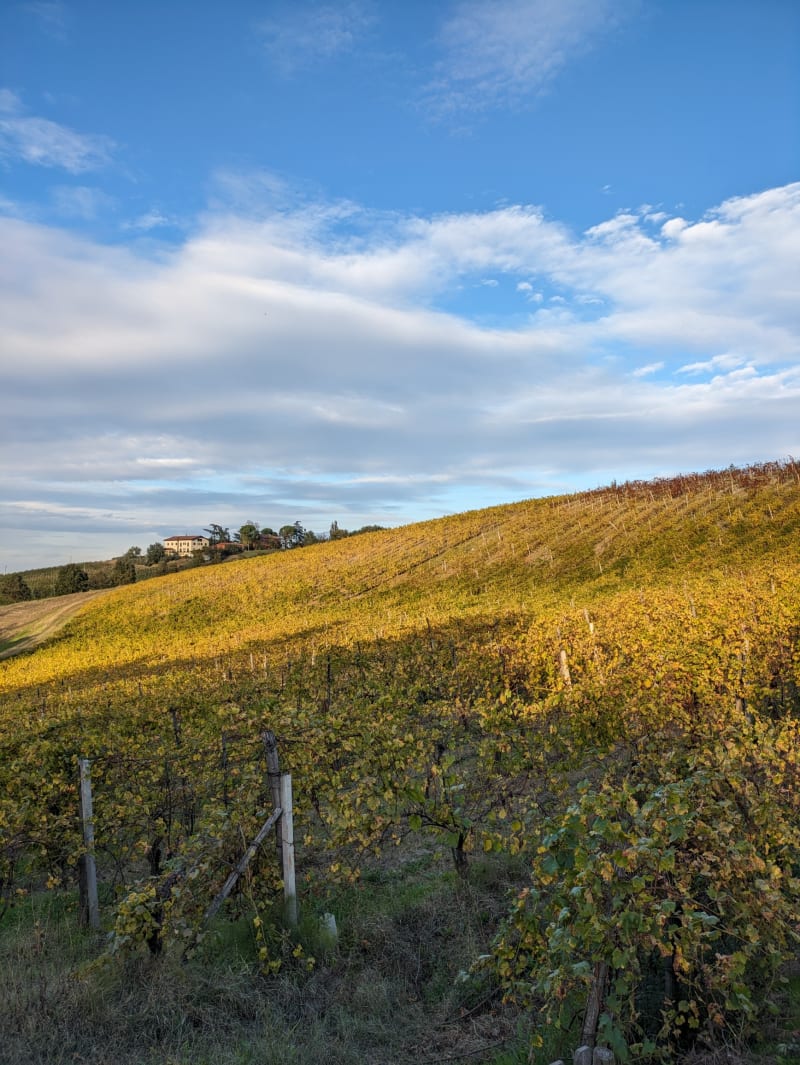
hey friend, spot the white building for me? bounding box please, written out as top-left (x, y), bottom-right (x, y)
top-left (164, 534), bottom-right (210, 557)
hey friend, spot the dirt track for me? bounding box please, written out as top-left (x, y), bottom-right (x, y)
top-left (0, 590), bottom-right (108, 660)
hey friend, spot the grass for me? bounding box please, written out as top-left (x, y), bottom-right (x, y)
top-left (0, 851), bottom-right (534, 1065)
top-left (0, 633), bottom-right (28, 655)
top-left (748, 969), bottom-right (800, 1065)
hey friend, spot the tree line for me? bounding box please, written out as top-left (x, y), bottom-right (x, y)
top-left (0, 520), bottom-right (385, 604)
top-left (0, 550), bottom-right (145, 603)
top-left (204, 520), bottom-right (384, 552)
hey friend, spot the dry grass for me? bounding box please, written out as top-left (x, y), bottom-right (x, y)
top-left (0, 854), bottom-right (533, 1065)
top-left (0, 590), bottom-right (108, 660)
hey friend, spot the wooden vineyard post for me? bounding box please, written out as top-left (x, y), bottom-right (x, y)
top-left (221, 730), bottom-right (230, 809)
top-left (559, 648), bottom-right (573, 689)
top-left (580, 960), bottom-right (609, 1049)
top-left (262, 731), bottom-right (284, 876)
top-left (280, 773), bottom-right (297, 927)
top-left (78, 758), bottom-right (101, 930)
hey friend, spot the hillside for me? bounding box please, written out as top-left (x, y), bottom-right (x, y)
top-left (1, 461), bottom-right (797, 693)
top-left (1, 461), bottom-right (799, 1065)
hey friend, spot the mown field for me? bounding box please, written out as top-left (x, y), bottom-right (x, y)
top-left (0, 590), bottom-right (110, 659)
top-left (1, 462), bottom-right (799, 1064)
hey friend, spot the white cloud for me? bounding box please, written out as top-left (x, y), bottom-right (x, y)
top-left (426, 0), bottom-right (637, 115)
top-left (632, 361), bottom-right (664, 378)
top-left (0, 90), bottom-right (113, 173)
top-left (517, 281), bottom-right (544, 303)
top-left (123, 209), bottom-right (174, 231)
top-left (134, 457), bottom-right (199, 469)
top-left (257, 2), bottom-right (375, 74)
top-left (1, 181), bottom-right (799, 568)
top-left (678, 354), bottom-right (748, 376)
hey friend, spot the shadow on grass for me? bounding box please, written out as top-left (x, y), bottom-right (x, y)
top-left (0, 853), bottom-right (535, 1065)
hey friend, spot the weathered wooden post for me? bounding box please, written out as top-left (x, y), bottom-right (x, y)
top-left (559, 648), bottom-right (573, 689)
top-left (582, 960), bottom-right (609, 1045)
top-left (221, 730), bottom-right (230, 809)
top-left (280, 773), bottom-right (297, 927)
top-left (204, 807), bottom-right (283, 923)
top-left (78, 758), bottom-right (101, 930)
top-left (262, 731), bottom-right (284, 875)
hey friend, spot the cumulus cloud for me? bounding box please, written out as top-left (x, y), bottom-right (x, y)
top-left (426, 0), bottom-right (637, 115)
top-left (1, 181), bottom-right (799, 567)
top-left (0, 90), bottom-right (114, 173)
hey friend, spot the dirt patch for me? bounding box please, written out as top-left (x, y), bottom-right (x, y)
top-left (0, 590), bottom-right (108, 660)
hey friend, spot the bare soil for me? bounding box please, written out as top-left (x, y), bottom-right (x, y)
top-left (0, 590), bottom-right (108, 660)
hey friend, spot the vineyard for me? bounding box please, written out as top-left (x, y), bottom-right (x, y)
top-left (1, 461), bottom-right (799, 1064)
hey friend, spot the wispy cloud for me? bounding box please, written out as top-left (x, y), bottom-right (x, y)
top-left (23, 1), bottom-right (69, 40)
top-left (425, 0), bottom-right (637, 115)
top-left (0, 90), bottom-right (113, 173)
top-left (123, 209), bottom-right (174, 232)
top-left (678, 354), bottom-right (748, 376)
top-left (632, 361), bottom-right (664, 378)
top-left (50, 185), bottom-right (115, 219)
top-left (257, 2), bottom-right (375, 74)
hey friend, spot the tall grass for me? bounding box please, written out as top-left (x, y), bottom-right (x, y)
top-left (0, 852), bottom-right (534, 1065)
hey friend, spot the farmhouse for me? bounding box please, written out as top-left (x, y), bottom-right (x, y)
top-left (164, 534), bottom-right (210, 557)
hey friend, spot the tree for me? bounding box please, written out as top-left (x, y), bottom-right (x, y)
top-left (237, 523), bottom-right (260, 551)
top-left (328, 522), bottom-right (383, 541)
top-left (0, 573), bottom-right (32, 603)
top-left (204, 524), bottom-right (230, 546)
top-left (112, 555), bottom-right (136, 586)
top-left (145, 542), bottom-right (166, 566)
top-left (54, 564), bottom-right (89, 596)
top-left (124, 546), bottom-right (142, 558)
top-left (88, 568), bottom-right (115, 590)
top-left (279, 522), bottom-right (305, 549)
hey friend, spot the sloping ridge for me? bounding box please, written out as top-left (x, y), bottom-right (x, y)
top-left (2, 461), bottom-right (797, 672)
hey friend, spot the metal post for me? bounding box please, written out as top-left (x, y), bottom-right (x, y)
top-left (280, 773), bottom-right (297, 926)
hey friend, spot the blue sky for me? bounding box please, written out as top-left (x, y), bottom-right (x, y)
top-left (1, 0), bottom-right (798, 571)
